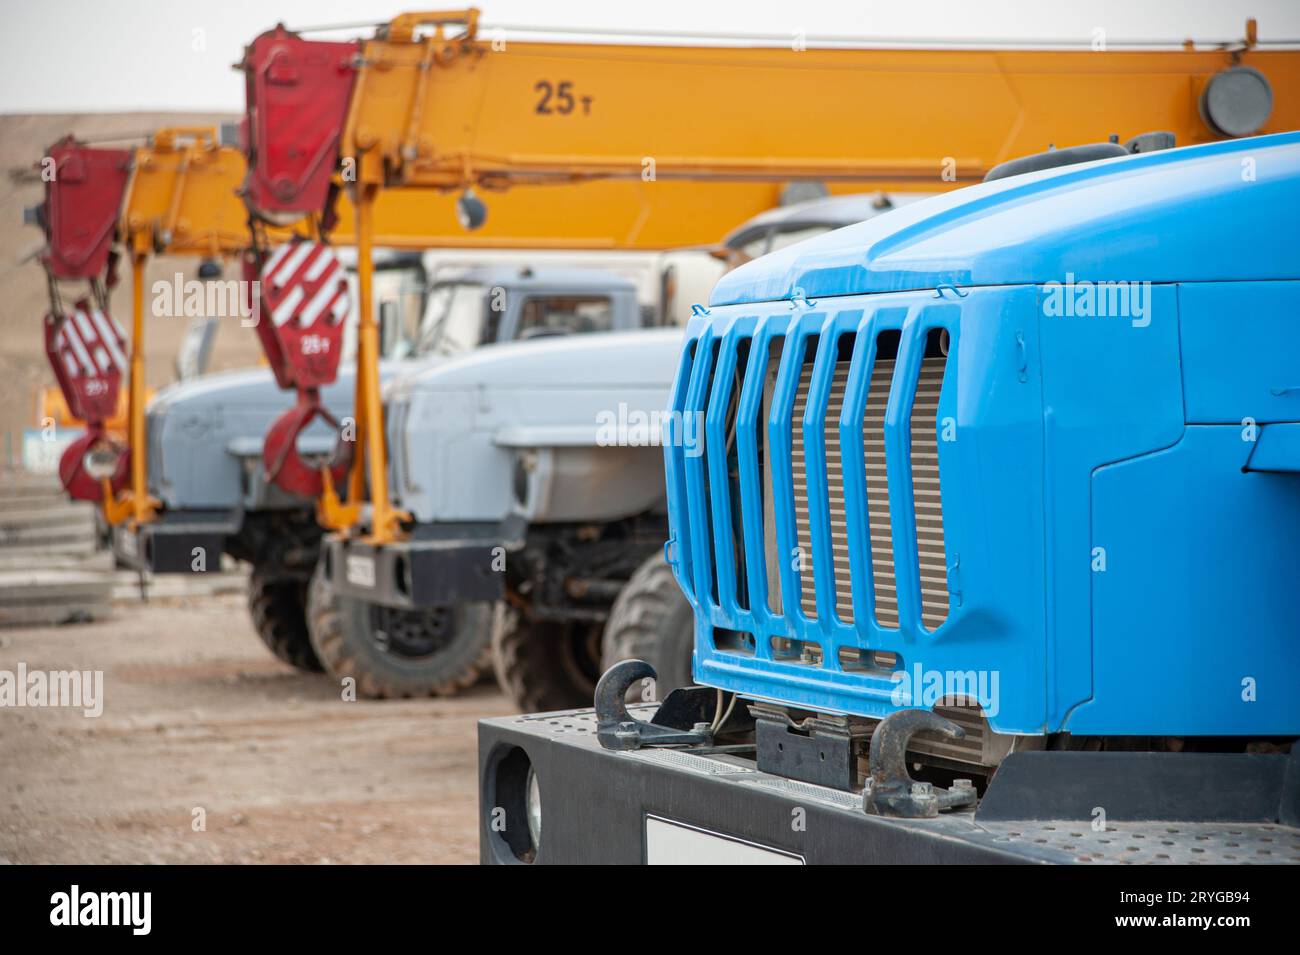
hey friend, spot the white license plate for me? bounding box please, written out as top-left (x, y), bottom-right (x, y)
top-left (644, 816), bottom-right (803, 865)
top-left (345, 554), bottom-right (376, 588)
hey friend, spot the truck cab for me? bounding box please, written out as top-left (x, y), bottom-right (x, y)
top-left (478, 132), bottom-right (1300, 865)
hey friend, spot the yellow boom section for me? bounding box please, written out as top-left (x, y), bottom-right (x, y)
top-left (120, 127), bottom-right (257, 258)
top-left (124, 128), bottom-right (798, 253)
top-left (344, 182), bottom-right (803, 250)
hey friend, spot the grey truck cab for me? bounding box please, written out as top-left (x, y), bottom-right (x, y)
top-left (316, 328), bottom-right (682, 705)
top-left (311, 194), bottom-right (934, 704)
top-left (121, 265), bottom-right (644, 673)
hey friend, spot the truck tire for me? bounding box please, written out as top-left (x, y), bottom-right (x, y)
top-left (492, 608), bottom-right (603, 713)
top-left (306, 565), bottom-right (493, 699)
top-left (247, 567), bottom-right (324, 672)
top-left (600, 552), bottom-right (694, 699)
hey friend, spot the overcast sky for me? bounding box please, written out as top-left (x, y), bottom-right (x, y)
top-left (3, 0), bottom-right (1298, 113)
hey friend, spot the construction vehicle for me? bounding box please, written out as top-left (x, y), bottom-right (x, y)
top-left (25, 123), bottom-right (679, 519)
top-left (34, 11), bottom-right (1287, 689)
top-left (478, 131), bottom-right (1300, 864)
top-left (25, 125), bottom-right (421, 524)
top-left (252, 10), bottom-right (1300, 701)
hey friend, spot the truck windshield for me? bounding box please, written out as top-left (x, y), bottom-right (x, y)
top-left (376, 263), bottom-right (428, 361)
top-left (416, 281), bottom-right (488, 356)
top-left (514, 295), bottom-right (613, 339)
top-left (726, 224), bottom-right (839, 270)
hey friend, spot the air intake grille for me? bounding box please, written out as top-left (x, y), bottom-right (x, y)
top-left (386, 397), bottom-right (412, 502)
top-left (911, 351), bottom-right (950, 629)
top-left (791, 357), bottom-right (885, 624)
top-left (787, 333), bottom-right (949, 631)
top-left (791, 361), bottom-right (832, 618)
top-left (864, 354), bottom-right (897, 627)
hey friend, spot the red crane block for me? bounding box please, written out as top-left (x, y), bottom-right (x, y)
top-left (43, 300), bottom-right (131, 501)
top-left (44, 300), bottom-right (127, 424)
top-left (257, 238), bottom-right (350, 390)
top-left (40, 139), bottom-right (131, 280)
top-left (239, 27), bottom-right (357, 220)
top-left (254, 239), bottom-right (353, 497)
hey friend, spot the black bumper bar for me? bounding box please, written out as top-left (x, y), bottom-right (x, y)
top-left (112, 510), bottom-right (236, 574)
top-left (325, 519), bottom-right (520, 609)
top-left (478, 706), bottom-right (1300, 865)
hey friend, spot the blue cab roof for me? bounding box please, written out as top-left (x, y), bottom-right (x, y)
top-left (710, 131), bottom-right (1300, 307)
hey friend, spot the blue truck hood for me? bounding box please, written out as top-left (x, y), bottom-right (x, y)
top-left (711, 131), bottom-right (1300, 307)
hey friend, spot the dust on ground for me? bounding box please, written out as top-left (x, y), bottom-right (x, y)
top-left (0, 592), bottom-right (509, 863)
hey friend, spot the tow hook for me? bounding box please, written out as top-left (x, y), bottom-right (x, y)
top-left (864, 710), bottom-right (978, 818)
top-left (594, 659), bottom-right (714, 751)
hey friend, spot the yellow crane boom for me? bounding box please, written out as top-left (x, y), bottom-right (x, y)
top-left (345, 12), bottom-right (1299, 192)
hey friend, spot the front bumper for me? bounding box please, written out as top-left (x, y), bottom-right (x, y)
top-left (112, 510), bottom-right (237, 574)
top-left (325, 518), bottom-right (522, 609)
top-left (478, 706), bottom-right (1300, 865)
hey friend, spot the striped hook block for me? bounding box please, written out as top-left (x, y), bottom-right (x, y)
top-left (258, 238), bottom-right (351, 390)
top-left (43, 300), bottom-right (127, 425)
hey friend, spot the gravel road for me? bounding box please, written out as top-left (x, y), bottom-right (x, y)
top-left (0, 592), bottom-right (507, 864)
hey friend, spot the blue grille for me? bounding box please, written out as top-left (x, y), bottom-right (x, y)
top-left (665, 297), bottom-right (960, 719)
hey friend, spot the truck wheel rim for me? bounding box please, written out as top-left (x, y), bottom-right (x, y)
top-left (370, 604), bottom-right (454, 660)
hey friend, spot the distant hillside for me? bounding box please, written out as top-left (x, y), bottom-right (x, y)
top-left (0, 112), bottom-right (263, 462)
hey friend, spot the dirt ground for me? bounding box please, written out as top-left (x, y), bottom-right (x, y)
top-left (0, 592), bottom-right (509, 864)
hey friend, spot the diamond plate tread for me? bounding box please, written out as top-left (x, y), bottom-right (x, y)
top-left (621, 748), bottom-right (757, 777)
top-left (972, 820), bottom-right (1300, 865)
top-left (514, 704), bottom-right (658, 736)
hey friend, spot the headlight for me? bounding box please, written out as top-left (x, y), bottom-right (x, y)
top-left (486, 745), bottom-right (539, 863)
top-left (456, 188), bottom-right (487, 231)
top-left (525, 767), bottom-right (542, 850)
top-left (82, 442), bottom-right (121, 480)
top-left (512, 451), bottom-right (534, 506)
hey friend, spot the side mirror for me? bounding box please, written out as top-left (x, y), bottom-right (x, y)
top-left (176, 316), bottom-right (219, 381)
top-left (456, 188), bottom-right (487, 231)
